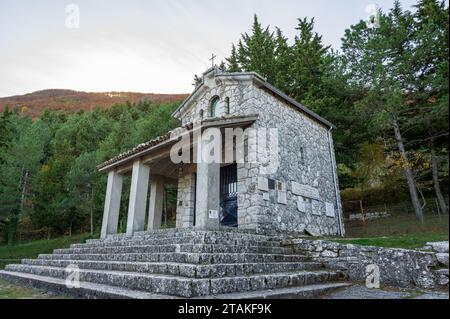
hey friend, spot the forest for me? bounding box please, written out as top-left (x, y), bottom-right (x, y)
top-left (0, 0), bottom-right (448, 244)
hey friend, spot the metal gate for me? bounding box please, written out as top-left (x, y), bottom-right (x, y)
top-left (220, 164), bottom-right (238, 227)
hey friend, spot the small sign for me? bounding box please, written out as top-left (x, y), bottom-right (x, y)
top-left (277, 191), bottom-right (287, 205)
top-left (325, 202), bottom-right (335, 217)
top-left (257, 177), bottom-right (269, 192)
top-left (209, 210), bottom-right (218, 219)
top-left (297, 199), bottom-right (307, 213)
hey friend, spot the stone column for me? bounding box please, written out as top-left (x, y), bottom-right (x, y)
top-left (195, 161), bottom-right (220, 229)
top-left (126, 160), bottom-right (150, 236)
top-left (100, 171), bottom-right (123, 239)
top-left (195, 127), bottom-right (221, 229)
top-left (147, 176), bottom-right (165, 230)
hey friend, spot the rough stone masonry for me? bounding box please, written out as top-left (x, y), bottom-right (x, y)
top-left (283, 239), bottom-right (449, 289)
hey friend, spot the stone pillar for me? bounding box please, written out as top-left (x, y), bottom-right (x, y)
top-left (147, 177), bottom-right (165, 230)
top-left (195, 163), bottom-right (220, 229)
top-left (100, 171), bottom-right (123, 239)
top-left (126, 160), bottom-right (150, 236)
top-left (176, 172), bottom-right (196, 228)
top-left (194, 127), bottom-right (221, 229)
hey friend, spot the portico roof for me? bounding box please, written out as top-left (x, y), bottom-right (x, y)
top-left (97, 114), bottom-right (258, 173)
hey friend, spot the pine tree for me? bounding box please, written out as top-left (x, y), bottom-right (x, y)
top-left (235, 15), bottom-right (277, 82)
top-left (226, 44), bottom-right (241, 72)
top-left (291, 18), bottom-right (331, 103)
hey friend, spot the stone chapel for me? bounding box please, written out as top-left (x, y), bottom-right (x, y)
top-left (98, 67), bottom-right (345, 238)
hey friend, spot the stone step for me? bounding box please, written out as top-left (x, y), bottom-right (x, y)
top-left (0, 270), bottom-right (349, 299)
top-left (87, 229), bottom-right (280, 245)
top-left (198, 282), bottom-right (353, 299)
top-left (74, 236), bottom-right (283, 249)
top-left (84, 234), bottom-right (283, 248)
top-left (21, 259), bottom-right (324, 278)
top-left (37, 252), bottom-right (310, 264)
top-left (0, 270), bottom-right (178, 299)
top-left (4, 264), bottom-right (344, 297)
top-left (56, 244), bottom-right (292, 255)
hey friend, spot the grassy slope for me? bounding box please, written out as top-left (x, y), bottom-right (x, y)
top-left (333, 213), bottom-right (449, 249)
top-left (334, 233), bottom-right (449, 249)
top-left (0, 233), bottom-right (93, 269)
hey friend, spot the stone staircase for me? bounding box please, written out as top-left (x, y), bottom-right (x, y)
top-left (0, 229), bottom-right (351, 299)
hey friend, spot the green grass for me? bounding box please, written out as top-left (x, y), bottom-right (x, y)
top-left (0, 278), bottom-right (65, 299)
top-left (333, 232), bottom-right (449, 249)
top-left (0, 233), bottom-right (93, 269)
top-left (325, 213), bottom-right (449, 249)
top-left (345, 213), bottom-right (449, 239)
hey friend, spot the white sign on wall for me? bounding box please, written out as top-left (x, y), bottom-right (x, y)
top-left (325, 202), bottom-right (336, 218)
top-left (209, 210), bottom-right (218, 219)
top-left (291, 182), bottom-right (320, 200)
top-left (278, 191), bottom-right (287, 205)
top-left (297, 197), bottom-right (307, 213)
top-left (257, 176), bottom-right (269, 192)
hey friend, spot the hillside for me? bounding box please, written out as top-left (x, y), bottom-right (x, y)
top-left (0, 89), bottom-right (189, 117)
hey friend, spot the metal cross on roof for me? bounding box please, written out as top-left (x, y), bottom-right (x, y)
top-left (209, 53), bottom-right (217, 68)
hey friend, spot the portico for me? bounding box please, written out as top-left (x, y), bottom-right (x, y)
top-left (97, 115), bottom-right (258, 238)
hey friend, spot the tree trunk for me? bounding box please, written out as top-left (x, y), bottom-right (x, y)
top-left (430, 140), bottom-right (448, 214)
top-left (392, 114), bottom-right (424, 222)
top-left (20, 170), bottom-right (29, 213)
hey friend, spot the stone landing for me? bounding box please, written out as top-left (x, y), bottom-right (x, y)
top-left (0, 229), bottom-right (350, 299)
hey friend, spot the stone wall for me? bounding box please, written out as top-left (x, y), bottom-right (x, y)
top-left (235, 84), bottom-right (343, 236)
top-left (284, 239), bottom-right (449, 289)
top-left (349, 211), bottom-right (391, 221)
top-left (175, 168), bottom-right (196, 228)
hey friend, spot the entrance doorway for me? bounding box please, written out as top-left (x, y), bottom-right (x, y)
top-left (220, 164), bottom-right (238, 227)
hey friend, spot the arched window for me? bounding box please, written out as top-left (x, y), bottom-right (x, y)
top-left (210, 96), bottom-right (221, 117)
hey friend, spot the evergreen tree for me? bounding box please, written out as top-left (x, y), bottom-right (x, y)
top-left (341, 2), bottom-right (426, 222)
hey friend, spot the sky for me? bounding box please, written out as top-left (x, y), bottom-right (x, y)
top-left (0, 0), bottom-right (421, 97)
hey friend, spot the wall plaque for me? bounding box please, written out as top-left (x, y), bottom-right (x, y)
top-left (292, 182), bottom-right (320, 200)
top-left (209, 210), bottom-right (218, 219)
top-left (325, 202), bottom-right (336, 217)
top-left (257, 176), bottom-right (269, 192)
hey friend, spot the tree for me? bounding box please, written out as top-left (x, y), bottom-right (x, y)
top-left (226, 44), bottom-right (241, 72)
top-left (0, 117), bottom-right (50, 243)
top-left (341, 2), bottom-right (426, 222)
top-left (228, 15), bottom-right (277, 82)
top-left (290, 18), bottom-right (331, 104)
top-left (407, 0), bottom-right (449, 214)
top-left (65, 152), bottom-right (100, 235)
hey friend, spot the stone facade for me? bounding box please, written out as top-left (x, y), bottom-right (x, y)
top-left (173, 68), bottom-right (344, 236)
